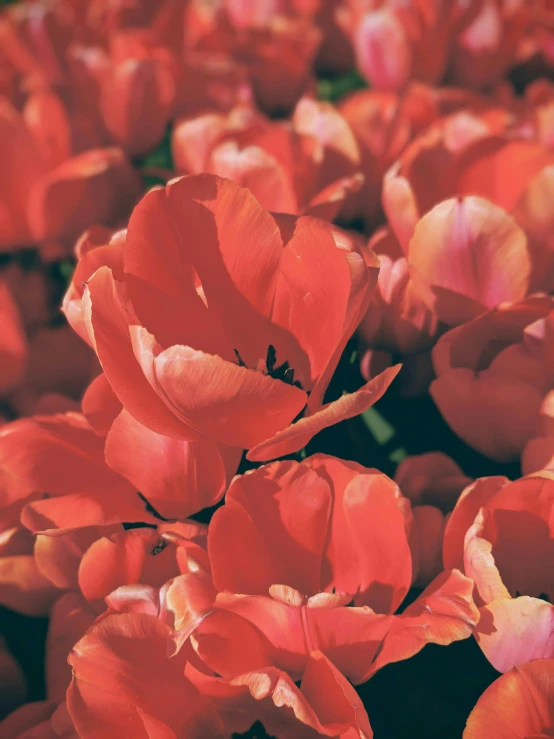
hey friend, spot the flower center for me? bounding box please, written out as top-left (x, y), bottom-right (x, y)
top-left (234, 344), bottom-right (303, 389)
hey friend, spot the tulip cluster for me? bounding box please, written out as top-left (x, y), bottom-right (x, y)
top-left (1, 0), bottom-right (554, 737)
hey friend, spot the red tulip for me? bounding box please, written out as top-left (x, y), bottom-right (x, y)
top-left (431, 297), bottom-right (553, 461)
top-left (99, 31), bottom-right (177, 158)
top-left (172, 95), bottom-right (362, 220)
top-left (76, 173), bottom-right (398, 459)
top-left (464, 659), bottom-right (554, 738)
top-left (183, 1), bottom-right (321, 115)
top-left (383, 109), bottom-right (554, 292)
top-left (450, 0), bottom-right (530, 90)
top-left (0, 97), bottom-right (141, 256)
top-left (443, 471), bottom-right (554, 672)
top-left (337, 0), bottom-right (470, 92)
top-left (67, 612), bottom-right (223, 737)
top-left (0, 0), bottom-right (74, 88)
top-left (181, 455), bottom-right (479, 686)
top-left (0, 406), bottom-right (238, 533)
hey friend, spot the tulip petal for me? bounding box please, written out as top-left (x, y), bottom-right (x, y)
top-left (475, 596), bottom-right (554, 673)
top-left (209, 460), bottom-right (331, 595)
top-left (84, 266), bottom-right (198, 440)
top-left (67, 612), bottom-right (221, 738)
top-left (369, 569), bottom-right (479, 676)
top-left (409, 196), bottom-right (530, 326)
top-left (22, 491), bottom-right (161, 535)
top-left (150, 343), bottom-right (308, 449)
top-left (464, 659), bottom-right (554, 739)
top-left (247, 364), bottom-right (400, 461)
top-left (443, 476), bottom-right (509, 571)
top-left (105, 410), bottom-right (239, 519)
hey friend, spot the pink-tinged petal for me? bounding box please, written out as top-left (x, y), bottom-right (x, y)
top-left (105, 410), bottom-right (240, 519)
top-left (81, 373), bottom-right (122, 436)
top-left (443, 476), bottom-right (509, 571)
top-left (148, 342), bottom-right (308, 449)
top-left (84, 266), bottom-right (198, 440)
top-left (171, 112), bottom-right (227, 174)
top-left (475, 596), bottom-right (554, 673)
top-left (207, 142), bottom-right (298, 214)
top-left (0, 555), bottom-right (59, 616)
top-left (247, 364), bottom-right (400, 461)
top-left (292, 97), bottom-right (361, 185)
top-left (382, 165), bottom-right (420, 253)
top-left (369, 570), bottom-right (479, 676)
top-left (464, 659), bottom-right (554, 739)
top-left (46, 593), bottom-right (96, 703)
top-left (463, 510), bottom-right (511, 605)
top-left (67, 613), bottom-right (222, 738)
top-left (104, 584), bottom-right (162, 618)
top-left (0, 279), bottom-right (27, 395)
top-left (165, 571), bottom-right (216, 638)
top-left (62, 226), bottom-right (124, 345)
top-left (409, 197), bottom-right (531, 326)
top-left (209, 460), bottom-right (331, 595)
top-left (21, 491), bottom-right (161, 535)
top-left (354, 9), bottom-right (412, 91)
top-left (473, 475), bottom-right (554, 602)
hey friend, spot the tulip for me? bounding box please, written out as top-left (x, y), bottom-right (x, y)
top-left (431, 297), bottom-right (553, 461)
top-left (0, 97), bottom-right (141, 257)
top-left (186, 455), bottom-right (478, 686)
top-left (443, 471), bottom-right (554, 672)
top-left (172, 96), bottom-right (362, 220)
top-left (75, 173), bottom-right (399, 460)
top-left (99, 31), bottom-right (177, 158)
top-left (463, 659), bottom-right (554, 739)
top-left (0, 407), bottom-right (239, 531)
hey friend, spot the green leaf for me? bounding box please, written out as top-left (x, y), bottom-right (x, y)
top-left (361, 407), bottom-right (395, 445)
top-left (317, 70), bottom-right (367, 103)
